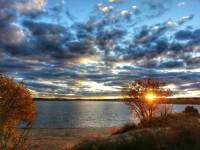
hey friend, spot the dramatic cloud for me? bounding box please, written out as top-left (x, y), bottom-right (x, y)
top-left (0, 24), bottom-right (25, 45)
top-left (0, 0), bottom-right (45, 13)
top-left (175, 28), bottom-right (200, 40)
top-left (15, 0), bottom-right (45, 13)
top-left (0, 0), bottom-right (199, 98)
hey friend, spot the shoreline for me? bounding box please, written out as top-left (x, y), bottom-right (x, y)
top-left (33, 98), bottom-right (200, 104)
top-left (25, 128), bottom-right (112, 150)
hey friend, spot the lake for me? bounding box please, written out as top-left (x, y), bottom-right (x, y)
top-left (31, 101), bottom-right (200, 128)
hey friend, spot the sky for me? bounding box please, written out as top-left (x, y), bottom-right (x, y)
top-left (0, 0), bottom-right (200, 98)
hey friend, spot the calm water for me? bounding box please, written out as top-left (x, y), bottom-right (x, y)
top-left (31, 101), bottom-right (200, 128)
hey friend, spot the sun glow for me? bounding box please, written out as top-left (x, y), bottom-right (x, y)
top-left (145, 92), bottom-right (157, 102)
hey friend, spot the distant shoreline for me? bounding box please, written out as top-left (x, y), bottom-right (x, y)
top-left (34, 97), bottom-right (200, 104)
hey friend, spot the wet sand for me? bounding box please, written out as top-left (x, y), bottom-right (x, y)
top-left (26, 128), bottom-right (111, 150)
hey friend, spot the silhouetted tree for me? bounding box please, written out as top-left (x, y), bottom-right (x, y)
top-left (0, 75), bottom-right (36, 149)
top-left (183, 106), bottom-right (199, 116)
top-left (123, 78), bottom-right (172, 122)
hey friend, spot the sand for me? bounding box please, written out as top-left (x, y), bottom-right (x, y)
top-left (26, 128), bottom-right (111, 150)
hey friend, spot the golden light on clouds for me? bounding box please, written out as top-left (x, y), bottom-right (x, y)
top-left (174, 90), bottom-right (200, 98)
top-left (163, 84), bottom-right (178, 90)
top-left (29, 89), bottom-right (39, 97)
top-left (78, 55), bottom-right (101, 64)
top-left (77, 80), bottom-right (118, 92)
top-left (15, 0), bottom-right (45, 12)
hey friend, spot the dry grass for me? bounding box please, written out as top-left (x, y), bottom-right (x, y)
top-left (72, 112), bottom-right (200, 150)
top-left (24, 128), bottom-right (111, 150)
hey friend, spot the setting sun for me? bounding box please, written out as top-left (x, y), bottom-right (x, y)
top-left (145, 92), bottom-right (157, 102)
top-left (0, 0), bottom-right (200, 149)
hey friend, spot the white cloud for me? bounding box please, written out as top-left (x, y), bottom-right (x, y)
top-left (177, 2), bottom-right (186, 7)
top-left (120, 10), bottom-right (131, 17)
top-left (78, 80), bottom-right (119, 92)
top-left (132, 5), bottom-right (139, 12)
top-left (109, 0), bottom-right (121, 3)
top-left (151, 25), bottom-right (160, 31)
top-left (15, 0), bottom-right (45, 13)
top-left (163, 84), bottom-right (178, 90)
top-left (165, 20), bottom-right (178, 28)
top-left (178, 15), bottom-right (194, 25)
top-left (98, 3), bottom-right (114, 13)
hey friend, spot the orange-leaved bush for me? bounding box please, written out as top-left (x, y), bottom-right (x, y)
top-left (0, 75), bottom-right (36, 149)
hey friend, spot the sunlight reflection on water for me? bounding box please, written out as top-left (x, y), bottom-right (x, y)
top-left (31, 101), bottom-right (200, 128)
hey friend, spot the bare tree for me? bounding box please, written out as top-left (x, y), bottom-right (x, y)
top-left (0, 75), bottom-right (36, 149)
top-left (123, 78), bottom-right (172, 122)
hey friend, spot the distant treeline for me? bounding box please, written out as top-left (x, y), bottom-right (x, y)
top-left (162, 97), bottom-right (200, 104)
top-left (34, 97), bottom-right (200, 104)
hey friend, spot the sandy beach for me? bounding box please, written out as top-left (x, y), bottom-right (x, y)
top-left (26, 128), bottom-right (111, 150)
